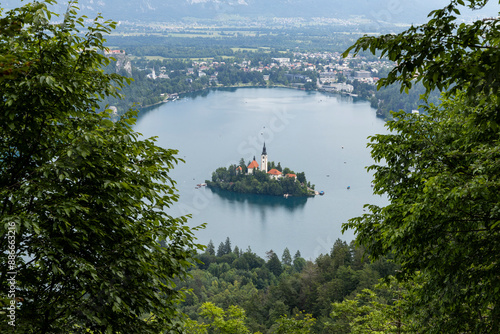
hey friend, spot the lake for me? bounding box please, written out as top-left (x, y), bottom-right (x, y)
top-left (134, 87), bottom-right (388, 259)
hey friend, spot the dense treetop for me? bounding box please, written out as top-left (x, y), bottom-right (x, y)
top-left (177, 237), bottom-right (399, 333)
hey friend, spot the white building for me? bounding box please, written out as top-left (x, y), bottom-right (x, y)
top-left (330, 83), bottom-right (354, 93)
top-left (261, 142), bottom-right (268, 173)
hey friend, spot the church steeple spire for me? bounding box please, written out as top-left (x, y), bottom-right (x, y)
top-left (261, 142), bottom-right (268, 173)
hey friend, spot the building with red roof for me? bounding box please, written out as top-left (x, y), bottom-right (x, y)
top-left (247, 157), bottom-right (259, 174)
top-left (267, 168), bottom-right (282, 180)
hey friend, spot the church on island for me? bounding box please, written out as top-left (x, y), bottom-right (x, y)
top-left (241, 143), bottom-right (297, 180)
top-left (207, 143), bottom-right (314, 197)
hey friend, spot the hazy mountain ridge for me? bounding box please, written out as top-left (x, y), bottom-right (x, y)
top-left (3, 0), bottom-right (497, 25)
top-left (3, 0), bottom-right (457, 23)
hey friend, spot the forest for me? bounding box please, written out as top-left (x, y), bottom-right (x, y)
top-left (176, 238), bottom-right (399, 333)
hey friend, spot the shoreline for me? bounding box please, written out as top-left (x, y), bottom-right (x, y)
top-left (139, 83), bottom-right (363, 110)
top-left (206, 182), bottom-right (316, 198)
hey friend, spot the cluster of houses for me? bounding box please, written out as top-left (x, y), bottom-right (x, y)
top-left (146, 67), bottom-right (170, 80)
top-left (107, 48), bottom-right (394, 92)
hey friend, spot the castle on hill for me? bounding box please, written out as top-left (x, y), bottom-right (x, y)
top-left (238, 143), bottom-right (297, 181)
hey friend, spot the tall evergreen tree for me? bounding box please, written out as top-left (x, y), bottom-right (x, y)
top-left (233, 245), bottom-right (240, 257)
top-left (224, 236), bottom-right (232, 254)
top-left (281, 247), bottom-right (292, 266)
top-left (217, 242), bottom-right (225, 257)
top-left (206, 240), bottom-right (215, 255)
top-left (293, 250), bottom-right (306, 273)
top-left (266, 250), bottom-right (283, 277)
top-left (330, 239), bottom-right (351, 269)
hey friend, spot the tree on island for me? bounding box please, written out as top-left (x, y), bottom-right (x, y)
top-left (0, 1), bottom-right (202, 333)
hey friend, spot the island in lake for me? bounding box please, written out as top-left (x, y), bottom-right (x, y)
top-left (206, 143), bottom-right (316, 197)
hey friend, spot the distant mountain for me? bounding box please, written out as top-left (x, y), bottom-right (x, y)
top-left (3, 0), bottom-right (497, 24)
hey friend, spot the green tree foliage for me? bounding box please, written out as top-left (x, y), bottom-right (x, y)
top-left (328, 277), bottom-right (420, 334)
top-left (330, 239), bottom-right (351, 269)
top-left (281, 248), bottom-right (292, 266)
top-left (369, 82), bottom-right (440, 119)
top-left (347, 97), bottom-right (500, 332)
top-left (183, 318), bottom-right (210, 334)
top-left (198, 302), bottom-right (251, 334)
top-left (274, 312), bottom-right (316, 334)
top-left (180, 239), bottom-right (398, 333)
top-left (296, 172), bottom-right (306, 184)
top-left (207, 240), bottom-right (216, 255)
top-left (0, 1), bottom-right (202, 332)
top-left (293, 250), bottom-right (306, 273)
top-left (233, 245), bottom-right (240, 257)
top-left (343, 1), bottom-right (500, 332)
top-left (217, 242), bottom-right (226, 257)
top-left (266, 250), bottom-right (283, 277)
top-left (224, 236), bottom-right (233, 255)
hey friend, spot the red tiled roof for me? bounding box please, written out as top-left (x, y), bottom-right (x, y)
top-left (236, 166), bottom-right (242, 171)
top-left (267, 169), bottom-right (282, 175)
top-left (248, 160), bottom-right (259, 169)
top-left (286, 174), bottom-right (297, 178)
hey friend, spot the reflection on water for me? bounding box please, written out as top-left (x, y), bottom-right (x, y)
top-left (209, 187), bottom-right (308, 211)
top-left (185, 88), bottom-right (213, 99)
top-left (208, 186), bottom-right (308, 225)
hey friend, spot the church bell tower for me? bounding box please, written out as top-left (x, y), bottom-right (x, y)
top-left (261, 142), bottom-right (268, 173)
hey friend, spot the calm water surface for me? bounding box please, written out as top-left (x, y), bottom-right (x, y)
top-left (135, 87), bottom-right (388, 259)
